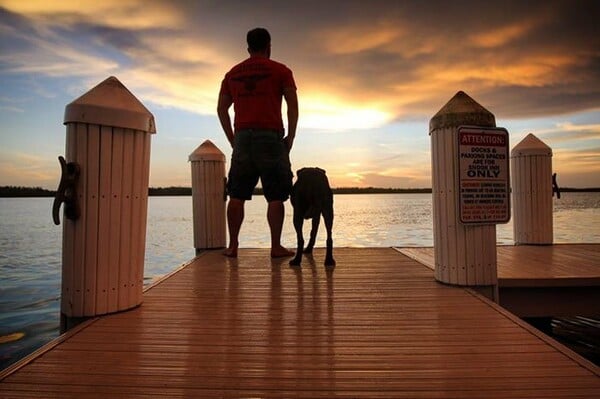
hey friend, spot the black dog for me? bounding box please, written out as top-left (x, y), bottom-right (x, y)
top-left (289, 167), bottom-right (335, 266)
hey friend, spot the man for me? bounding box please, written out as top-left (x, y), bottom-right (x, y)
top-left (217, 27), bottom-right (298, 258)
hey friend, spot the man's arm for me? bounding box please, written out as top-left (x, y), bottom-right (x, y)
top-left (283, 87), bottom-right (298, 151)
top-left (217, 93), bottom-right (235, 148)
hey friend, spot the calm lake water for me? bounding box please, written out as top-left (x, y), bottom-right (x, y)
top-left (1, 193), bottom-right (599, 370)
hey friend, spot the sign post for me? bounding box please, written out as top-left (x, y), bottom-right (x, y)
top-left (457, 126), bottom-right (510, 224)
top-left (430, 91), bottom-right (505, 302)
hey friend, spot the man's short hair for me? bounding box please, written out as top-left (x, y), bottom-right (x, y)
top-left (247, 28), bottom-right (271, 52)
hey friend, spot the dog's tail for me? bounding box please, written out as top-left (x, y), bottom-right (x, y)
top-left (303, 205), bottom-right (320, 219)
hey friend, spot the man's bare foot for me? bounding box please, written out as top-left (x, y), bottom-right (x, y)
top-left (271, 246), bottom-right (294, 258)
top-left (223, 247), bottom-right (238, 258)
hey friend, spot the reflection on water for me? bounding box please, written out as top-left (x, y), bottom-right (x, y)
top-left (526, 316), bottom-right (600, 366)
top-left (0, 198), bottom-right (62, 369)
top-left (552, 316), bottom-right (600, 365)
top-left (317, 194), bottom-right (434, 247)
top-left (0, 193), bottom-right (599, 370)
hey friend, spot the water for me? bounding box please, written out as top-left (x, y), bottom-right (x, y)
top-left (1, 193), bottom-right (599, 370)
top-left (0, 199), bottom-right (61, 371)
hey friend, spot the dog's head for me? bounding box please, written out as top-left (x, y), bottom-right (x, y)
top-left (296, 167), bottom-right (326, 179)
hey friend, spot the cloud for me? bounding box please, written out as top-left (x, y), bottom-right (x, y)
top-left (320, 23), bottom-right (404, 55)
top-left (0, 151), bottom-right (59, 188)
top-left (0, 8), bottom-right (120, 78)
top-left (0, 0), bottom-right (183, 29)
top-left (0, 5), bottom-right (224, 115)
top-left (2, 0), bottom-right (599, 127)
top-left (553, 146), bottom-right (600, 187)
top-left (327, 167), bottom-right (431, 189)
top-left (533, 122), bottom-right (600, 143)
top-left (0, 96), bottom-right (25, 112)
top-left (288, 2), bottom-right (600, 124)
top-left (472, 24), bottom-right (530, 49)
top-left (555, 147), bottom-right (600, 166)
top-left (0, 105), bottom-right (23, 112)
top-left (356, 173), bottom-right (429, 189)
top-left (317, 144), bottom-right (432, 188)
top-left (1, 1), bottom-right (599, 190)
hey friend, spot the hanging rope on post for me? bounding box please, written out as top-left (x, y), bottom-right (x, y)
top-left (552, 173), bottom-right (561, 199)
top-left (52, 156), bottom-right (80, 225)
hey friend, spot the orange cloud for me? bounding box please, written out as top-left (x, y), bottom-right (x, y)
top-left (0, 152), bottom-right (59, 188)
top-left (4, 0), bottom-right (598, 127)
top-left (320, 24), bottom-right (403, 55)
top-left (471, 18), bottom-right (541, 48)
top-left (417, 53), bottom-right (577, 88)
top-left (1, 0), bottom-right (183, 29)
top-left (553, 147), bottom-right (600, 186)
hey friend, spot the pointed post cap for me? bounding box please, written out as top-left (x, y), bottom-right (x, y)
top-left (189, 140), bottom-right (225, 162)
top-left (64, 76), bottom-right (156, 133)
top-left (511, 133), bottom-right (552, 157)
top-left (429, 91), bottom-right (495, 133)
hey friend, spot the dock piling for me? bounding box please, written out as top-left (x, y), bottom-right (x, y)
top-left (429, 91), bottom-right (502, 300)
top-left (58, 76), bottom-right (155, 327)
top-left (189, 140), bottom-right (226, 251)
top-left (511, 133), bottom-right (554, 245)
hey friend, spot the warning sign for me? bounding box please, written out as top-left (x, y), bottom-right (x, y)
top-left (458, 126), bottom-right (510, 224)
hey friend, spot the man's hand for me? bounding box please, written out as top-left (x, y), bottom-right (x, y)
top-left (283, 86), bottom-right (298, 152)
top-left (284, 135), bottom-right (294, 151)
top-left (217, 93), bottom-right (235, 147)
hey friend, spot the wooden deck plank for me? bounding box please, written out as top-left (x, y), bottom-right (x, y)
top-left (398, 245), bottom-right (600, 316)
top-left (398, 244), bottom-right (600, 285)
top-left (1, 248), bottom-right (599, 398)
top-left (2, 383), bottom-right (600, 399)
top-left (496, 244), bottom-right (600, 286)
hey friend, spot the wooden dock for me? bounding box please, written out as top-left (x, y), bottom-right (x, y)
top-left (399, 244), bottom-right (600, 317)
top-left (1, 247), bottom-right (599, 398)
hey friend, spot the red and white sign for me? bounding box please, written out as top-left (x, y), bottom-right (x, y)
top-left (457, 126), bottom-right (510, 224)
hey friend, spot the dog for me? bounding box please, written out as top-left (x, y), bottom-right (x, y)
top-left (289, 167), bottom-right (335, 267)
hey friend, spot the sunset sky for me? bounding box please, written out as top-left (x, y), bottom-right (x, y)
top-left (1, 0), bottom-right (599, 189)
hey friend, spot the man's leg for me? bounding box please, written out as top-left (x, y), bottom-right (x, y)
top-left (224, 198), bottom-right (244, 257)
top-left (268, 200), bottom-right (294, 258)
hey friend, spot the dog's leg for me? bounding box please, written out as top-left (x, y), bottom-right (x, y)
top-left (323, 207), bottom-right (335, 266)
top-left (304, 214), bottom-right (320, 254)
top-left (289, 211), bottom-right (304, 266)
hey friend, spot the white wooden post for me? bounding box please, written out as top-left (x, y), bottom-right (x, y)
top-left (429, 91), bottom-right (501, 300)
top-left (511, 134), bottom-right (553, 245)
top-left (60, 76), bottom-right (155, 319)
top-left (189, 140), bottom-right (226, 251)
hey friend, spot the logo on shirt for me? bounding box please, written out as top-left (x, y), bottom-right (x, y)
top-left (232, 73), bottom-right (271, 92)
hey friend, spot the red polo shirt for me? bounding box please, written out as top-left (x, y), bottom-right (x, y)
top-left (220, 56), bottom-right (296, 133)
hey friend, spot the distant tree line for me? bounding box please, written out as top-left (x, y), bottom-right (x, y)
top-left (332, 187), bottom-right (432, 194)
top-left (0, 186), bottom-right (56, 197)
top-left (148, 186), bottom-right (191, 196)
top-left (1, 185), bottom-right (599, 197)
top-left (147, 187), bottom-right (434, 195)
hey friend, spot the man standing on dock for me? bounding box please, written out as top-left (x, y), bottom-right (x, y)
top-left (217, 27), bottom-right (298, 258)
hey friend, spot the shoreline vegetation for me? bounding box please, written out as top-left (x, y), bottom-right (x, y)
top-left (1, 185), bottom-right (599, 197)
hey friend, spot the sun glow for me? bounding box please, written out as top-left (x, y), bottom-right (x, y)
top-left (299, 97), bottom-right (391, 130)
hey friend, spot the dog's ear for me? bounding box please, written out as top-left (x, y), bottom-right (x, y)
top-left (296, 168), bottom-right (307, 176)
top-left (316, 167), bottom-right (326, 175)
